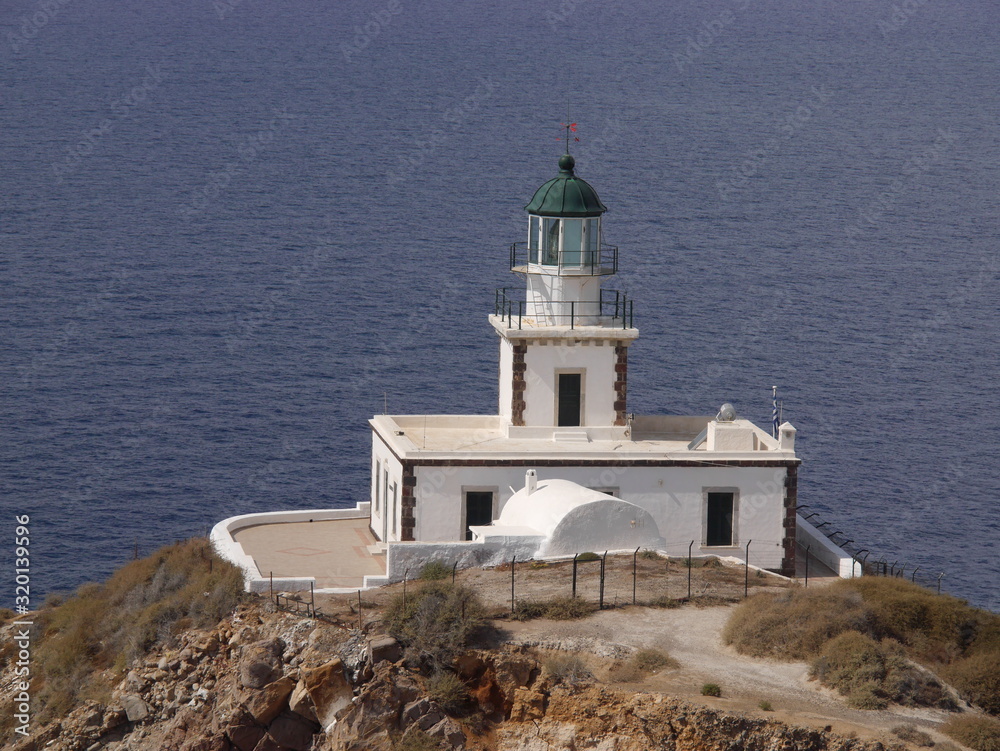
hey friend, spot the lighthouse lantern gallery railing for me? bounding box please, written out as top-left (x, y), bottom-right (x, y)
top-left (494, 287), bottom-right (634, 330)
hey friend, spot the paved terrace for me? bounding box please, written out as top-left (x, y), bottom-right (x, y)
top-left (227, 515), bottom-right (834, 591)
top-left (232, 517), bottom-right (384, 590)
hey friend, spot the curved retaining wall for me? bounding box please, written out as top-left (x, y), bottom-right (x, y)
top-left (210, 504), bottom-right (370, 593)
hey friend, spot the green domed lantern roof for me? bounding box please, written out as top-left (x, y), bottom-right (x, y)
top-left (525, 154), bottom-right (607, 218)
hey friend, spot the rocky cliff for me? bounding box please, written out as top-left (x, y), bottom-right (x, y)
top-left (2, 601), bottom-right (905, 751)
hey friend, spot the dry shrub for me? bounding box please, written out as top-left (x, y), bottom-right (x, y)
top-left (723, 588), bottom-right (874, 659)
top-left (427, 671), bottom-right (470, 714)
top-left (811, 631), bottom-right (953, 711)
top-left (632, 648), bottom-right (677, 672)
top-left (544, 655), bottom-right (592, 686)
top-left (891, 724), bottom-right (935, 747)
top-left (385, 582), bottom-right (487, 666)
top-left (420, 560), bottom-right (451, 581)
top-left (941, 714), bottom-right (1000, 751)
top-left (512, 597), bottom-right (597, 621)
top-left (609, 648), bottom-right (677, 683)
top-left (837, 578), bottom-right (984, 661)
top-left (395, 727), bottom-right (440, 751)
top-left (648, 596), bottom-right (682, 609)
top-left (32, 538), bottom-right (244, 724)
top-left (943, 650), bottom-right (1000, 715)
top-left (701, 683), bottom-right (722, 697)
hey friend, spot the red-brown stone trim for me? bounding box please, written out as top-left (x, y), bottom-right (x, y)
top-left (613, 344), bottom-right (628, 426)
top-left (400, 462), bottom-right (416, 541)
top-left (781, 465), bottom-right (798, 577)
top-left (511, 342), bottom-right (527, 427)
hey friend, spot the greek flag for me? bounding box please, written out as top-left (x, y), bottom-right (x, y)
top-left (772, 386), bottom-right (779, 437)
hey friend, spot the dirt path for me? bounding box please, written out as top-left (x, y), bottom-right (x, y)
top-left (502, 605), bottom-right (958, 746)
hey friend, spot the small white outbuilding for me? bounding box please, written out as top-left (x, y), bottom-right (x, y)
top-left (475, 471), bottom-right (664, 557)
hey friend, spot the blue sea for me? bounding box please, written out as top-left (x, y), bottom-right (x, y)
top-left (2, 0), bottom-right (998, 611)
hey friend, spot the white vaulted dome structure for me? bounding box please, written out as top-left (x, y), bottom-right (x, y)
top-left (496, 475), bottom-right (664, 557)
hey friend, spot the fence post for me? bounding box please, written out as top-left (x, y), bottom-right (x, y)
top-left (510, 556), bottom-right (516, 615)
top-left (270, 571), bottom-right (273, 600)
top-left (358, 590), bottom-right (362, 631)
top-left (804, 546), bottom-right (810, 588)
top-left (744, 540), bottom-right (752, 598)
top-left (633, 547), bottom-right (639, 605)
top-left (687, 541), bottom-right (694, 599)
top-left (403, 568), bottom-right (409, 609)
top-left (599, 551), bottom-right (608, 610)
top-left (911, 566), bottom-right (920, 583)
top-left (310, 581), bottom-right (315, 617)
top-left (572, 553), bottom-right (579, 598)
top-left (937, 572), bottom-right (945, 594)
top-left (452, 561), bottom-right (457, 585)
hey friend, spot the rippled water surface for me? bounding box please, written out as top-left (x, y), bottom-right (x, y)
top-left (2, 0), bottom-right (998, 609)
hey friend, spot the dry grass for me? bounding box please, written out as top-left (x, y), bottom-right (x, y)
top-left (943, 650), bottom-right (1000, 715)
top-left (511, 596), bottom-right (598, 621)
top-left (891, 724), bottom-right (935, 747)
top-left (608, 648), bottom-right (678, 683)
top-left (941, 714), bottom-right (1000, 751)
top-left (810, 631), bottom-right (953, 711)
top-left (543, 654), bottom-right (593, 686)
top-left (722, 588), bottom-right (874, 660)
top-left (30, 538), bottom-right (244, 724)
top-left (725, 577), bottom-right (1000, 714)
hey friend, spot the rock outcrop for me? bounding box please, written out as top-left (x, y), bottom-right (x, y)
top-left (2, 603), bottom-right (904, 751)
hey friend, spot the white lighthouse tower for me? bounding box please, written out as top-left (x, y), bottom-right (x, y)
top-left (493, 153), bottom-right (638, 435)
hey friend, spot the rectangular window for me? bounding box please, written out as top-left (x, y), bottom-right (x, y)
top-left (706, 491), bottom-right (735, 546)
top-left (529, 216), bottom-right (539, 263)
top-left (562, 219), bottom-right (582, 266)
top-left (542, 218), bottom-right (559, 265)
top-left (374, 459), bottom-right (381, 514)
top-left (391, 482), bottom-right (398, 536)
top-left (584, 218), bottom-right (600, 266)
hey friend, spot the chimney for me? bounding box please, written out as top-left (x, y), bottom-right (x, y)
top-left (525, 469), bottom-right (537, 495)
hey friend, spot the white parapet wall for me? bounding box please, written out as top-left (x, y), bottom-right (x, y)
top-left (380, 533), bottom-right (547, 585)
top-left (210, 504), bottom-right (371, 593)
top-left (796, 515), bottom-right (860, 578)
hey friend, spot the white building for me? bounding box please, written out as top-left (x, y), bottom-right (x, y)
top-left (369, 154), bottom-right (800, 575)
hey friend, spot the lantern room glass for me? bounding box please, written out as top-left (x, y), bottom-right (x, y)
top-left (527, 215), bottom-right (601, 269)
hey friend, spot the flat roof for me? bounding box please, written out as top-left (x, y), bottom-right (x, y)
top-left (370, 414), bottom-right (798, 463)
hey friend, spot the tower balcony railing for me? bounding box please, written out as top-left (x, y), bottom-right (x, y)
top-left (509, 242), bottom-right (618, 276)
top-left (494, 287), bottom-right (635, 330)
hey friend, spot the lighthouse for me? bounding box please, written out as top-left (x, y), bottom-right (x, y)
top-left (362, 151), bottom-right (800, 580)
top-left (213, 151), bottom-right (867, 594)
top-left (494, 153), bottom-right (637, 433)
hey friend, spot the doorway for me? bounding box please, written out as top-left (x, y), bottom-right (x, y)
top-left (465, 491), bottom-right (494, 540)
top-left (557, 372), bottom-right (582, 426)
